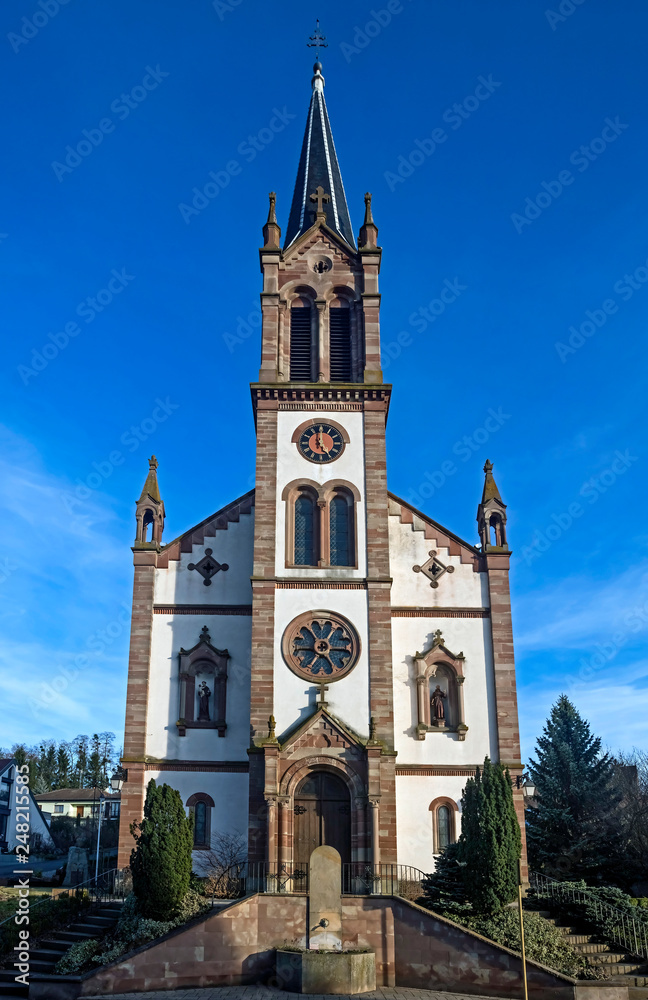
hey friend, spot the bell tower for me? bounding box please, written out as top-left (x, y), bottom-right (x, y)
top-left (248, 51), bottom-right (396, 867)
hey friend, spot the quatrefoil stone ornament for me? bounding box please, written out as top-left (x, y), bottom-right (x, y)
top-left (413, 550), bottom-right (455, 589)
top-left (188, 548), bottom-right (229, 586)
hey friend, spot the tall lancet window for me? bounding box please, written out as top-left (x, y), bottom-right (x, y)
top-left (290, 300), bottom-right (313, 381)
top-left (330, 494), bottom-right (351, 566)
top-left (294, 493), bottom-right (316, 565)
top-left (329, 301), bottom-right (352, 382)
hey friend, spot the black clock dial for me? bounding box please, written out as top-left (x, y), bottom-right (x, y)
top-left (297, 423), bottom-right (345, 463)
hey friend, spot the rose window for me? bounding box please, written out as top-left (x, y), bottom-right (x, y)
top-left (282, 611), bottom-right (360, 682)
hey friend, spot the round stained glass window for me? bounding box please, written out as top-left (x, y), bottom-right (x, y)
top-left (282, 611), bottom-right (360, 683)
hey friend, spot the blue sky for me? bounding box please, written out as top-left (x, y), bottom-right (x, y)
top-left (1, 0), bottom-right (647, 761)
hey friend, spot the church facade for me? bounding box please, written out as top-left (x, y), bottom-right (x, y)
top-left (117, 60), bottom-right (526, 877)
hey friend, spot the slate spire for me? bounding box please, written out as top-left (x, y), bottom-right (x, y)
top-left (481, 459), bottom-right (502, 503)
top-left (283, 60), bottom-right (355, 250)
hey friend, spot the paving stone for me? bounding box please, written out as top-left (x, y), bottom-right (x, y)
top-left (93, 986), bottom-right (514, 1000)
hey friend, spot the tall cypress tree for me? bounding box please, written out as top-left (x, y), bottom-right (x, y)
top-left (527, 695), bottom-right (621, 881)
top-left (130, 781), bottom-right (194, 920)
top-left (459, 757), bottom-right (521, 913)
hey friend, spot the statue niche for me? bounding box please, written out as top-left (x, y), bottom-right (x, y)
top-left (413, 630), bottom-right (468, 741)
top-left (177, 626), bottom-right (229, 737)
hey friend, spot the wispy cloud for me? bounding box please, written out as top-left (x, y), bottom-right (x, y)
top-left (0, 426), bottom-right (131, 747)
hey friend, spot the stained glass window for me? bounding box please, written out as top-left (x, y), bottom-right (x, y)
top-left (437, 805), bottom-right (451, 852)
top-left (194, 801), bottom-right (207, 846)
top-left (295, 494), bottom-right (316, 565)
top-left (330, 495), bottom-right (350, 566)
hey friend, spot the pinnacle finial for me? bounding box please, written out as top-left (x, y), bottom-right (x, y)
top-left (363, 193), bottom-right (374, 226)
top-left (267, 192), bottom-right (277, 225)
top-left (482, 459), bottom-right (502, 502)
top-left (359, 192), bottom-right (379, 249)
top-left (149, 455), bottom-right (158, 471)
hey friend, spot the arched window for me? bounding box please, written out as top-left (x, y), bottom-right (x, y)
top-left (142, 510), bottom-right (154, 543)
top-left (330, 494), bottom-right (351, 566)
top-left (295, 493), bottom-right (316, 565)
top-left (430, 797), bottom-right (458, 855)
top-left (290, 301), bottom-right (313, 381)
top-left (437, 805), bottom-right (451, 852)
top-left (186, 792), bottom-right (214, 850)
top-left (329, 302), bottom-right (351, 381)
top-left (194, 801), bottom-right (207, 846)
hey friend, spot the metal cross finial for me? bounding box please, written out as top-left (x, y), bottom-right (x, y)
top-left (307, 19), bottom-right (328, 59)
top-left (317, 683), bottom-right (329, 707)
top-left (310, 185), bottom-right (330, 215)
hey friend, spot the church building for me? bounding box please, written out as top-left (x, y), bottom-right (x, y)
top-left (117, 58), bottom-right (526, 878)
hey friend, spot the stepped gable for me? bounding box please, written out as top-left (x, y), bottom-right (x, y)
top-left (157, 488), bottom-right (255, 567)
top-left (388, 491), bottom-right (482, 569)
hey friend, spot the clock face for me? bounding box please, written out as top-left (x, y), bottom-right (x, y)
top-left (298, 423), bottom-right (345, 463)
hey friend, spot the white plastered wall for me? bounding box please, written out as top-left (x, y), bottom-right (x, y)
top-left (275, 411), bottom-right (366, 579)
top-left (273, 588), bottom-right (370, 740)
top-left (396, 774), bottom-right (467, 871)
top-left (146, 768), bottom-right (249, 870)
top-left (146, 513), bottom-right (254, 761)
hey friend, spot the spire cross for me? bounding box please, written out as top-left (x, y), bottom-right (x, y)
top-left (307, 19), bottom-right (328, 59)
top-left (310, 185), bottom-right (330, 216)
top-left (316, 683), bottom-right (329, 708)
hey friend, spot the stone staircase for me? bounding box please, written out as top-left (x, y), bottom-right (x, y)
top-left (531, 906), bottom-right (648, 998)
top-left (0, 901), bottom-right (121, 999)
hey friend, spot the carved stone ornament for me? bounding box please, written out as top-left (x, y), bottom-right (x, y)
top-left (282, 610), bottom-right (360, 683)
top-left (413, 550), bottom-right (455, 589)
top-left (188, 548), bottom-right (229, 586)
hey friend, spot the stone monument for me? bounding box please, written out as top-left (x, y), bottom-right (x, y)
top-left (62, 846), bottom-right (89, 887)
top-left (276, 844), bottom-right (376, 994)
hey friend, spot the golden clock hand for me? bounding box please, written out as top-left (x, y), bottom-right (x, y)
top-left (317, 426), bottom-right (330, 454)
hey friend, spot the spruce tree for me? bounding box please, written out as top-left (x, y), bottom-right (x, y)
top-left (459, 757), bottom-right (521, 914)
top-left (55, 744), bottom-right (71, 789)
top-left (527, 695), bottom-right (622, 881)
top-left (86, 734), bottom-right (104, 789)
top-left (130, 780), bottom-right (194, 920)
top-left (420, 841), bottom-right (467, 914)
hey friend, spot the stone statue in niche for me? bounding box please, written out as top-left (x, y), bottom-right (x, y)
top-left (431, 685), bottom-right (447, 725)
top-left (197, 681), bottom-right (211, 721)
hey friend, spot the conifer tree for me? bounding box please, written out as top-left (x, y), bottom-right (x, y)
top-left (86, 734), bottom-right (104, 789)
top-left (527, 695), bottom-right (622, 881)
top-left (130, 780), bottom-right (194, 920)
top-left (459, 757), bottom-right (521, 913)
top-left (420, 841), bottom-right (467, 913)
top-left (55, 743), bottom-right (71, 789)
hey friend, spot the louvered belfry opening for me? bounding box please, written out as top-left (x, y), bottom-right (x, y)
top-left (329, 304), bottom-right (352, 382)
top-left (290, 305), bottom-right (313, 381)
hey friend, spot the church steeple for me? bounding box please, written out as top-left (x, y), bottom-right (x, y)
top-left (283, 59), bottom-right (355, 250)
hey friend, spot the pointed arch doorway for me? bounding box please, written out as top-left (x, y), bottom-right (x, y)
top-left (293, 770), bottom-right (351, 865)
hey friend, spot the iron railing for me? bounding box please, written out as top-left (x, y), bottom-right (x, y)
top-left (0, 867), bottom-right (129, 958)
top-left (529, 870), bottom-right (648, 961)
top-left (342, 863), bottom-right (426, 899)
top-left (208, 861), bottom-right (309, 901)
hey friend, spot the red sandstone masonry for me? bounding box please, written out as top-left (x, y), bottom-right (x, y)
top-left (71, 894), bottom-right (590, 999)
top-left (118, 549), bottom-right (157, 868)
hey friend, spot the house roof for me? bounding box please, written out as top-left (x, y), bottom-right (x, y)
top-left (0, 758), bottom-right (14, 774)
top-left (34, 788), bottom-right (120, 802)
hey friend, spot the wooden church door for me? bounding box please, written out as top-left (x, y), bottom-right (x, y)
top-left (294, 771), bottom-right (351, 865)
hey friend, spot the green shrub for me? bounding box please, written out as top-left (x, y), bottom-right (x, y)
top-left (130, 780), bottom-right (194, 921)
top-left (0, 889), bottom-right (90, 963)
top-left (55, 938), bottom-right (99, 974)
top-left (460, 908), bottom-right (591, 978)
